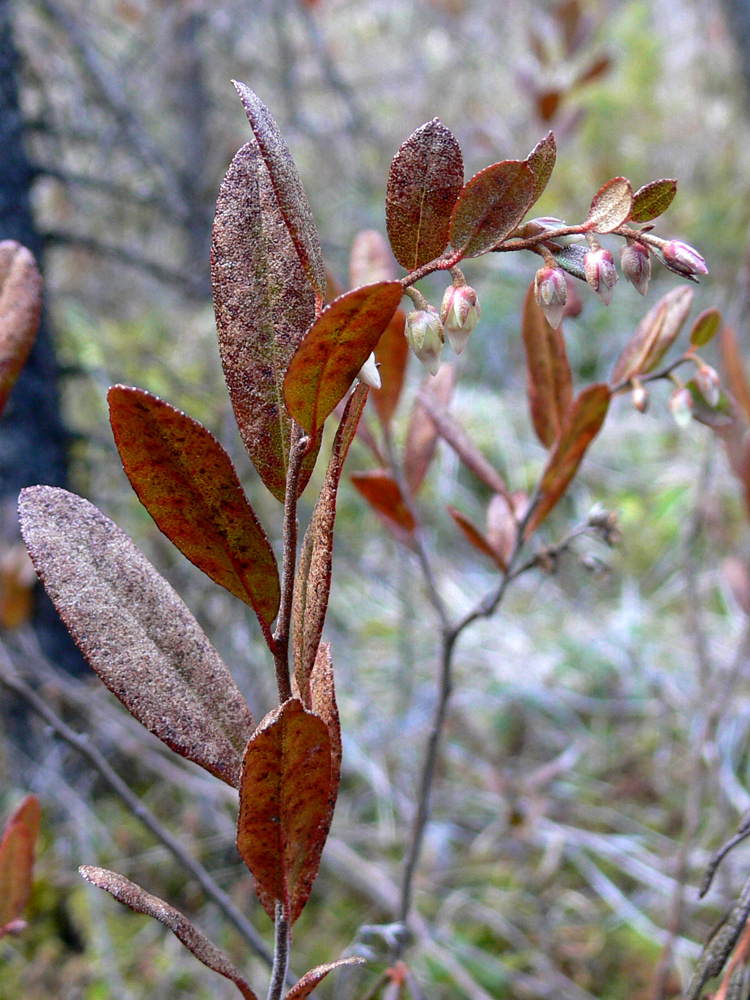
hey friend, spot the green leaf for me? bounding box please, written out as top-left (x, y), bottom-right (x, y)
top-left (450, 160), bottom-right (536, 258)
top-left (630, 179), bottom-right (677, 223)
top-left (686, 380), bottom-right (735, 428)
top-left (689, 307), bottom-right (722, 348)
top-left (233, 82), bottom-right (326, 300)
top-left (211, 141), bottom-right (320, 502)
top-left (525, 131), bottom-right (556, 204)
top-left (284, 282), bottom-right (402, 436)
top-left (521, 281), bottom-right (573, 448)
top-left (237, 699), bottom-right (331, 925)
top-left (585, 176), bottom-right (633, 233)
top-left (0, 241), bottom-right (42, 418)
top-left (386, 118), bottom-right (464, 271)
top-left (548, 243), bottom-right (587, 280)
top-left (19, 487), bottom-right (255, 787)
top-left (611, 286), bottom-right (693, 383)
top-left (109, 386), bottom-right (280, 629)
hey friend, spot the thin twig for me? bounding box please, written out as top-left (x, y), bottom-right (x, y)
top-left (266, 901), bottom-right (290, 1000)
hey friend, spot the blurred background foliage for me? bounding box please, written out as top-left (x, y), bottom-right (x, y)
top-left (3, 0), bottom-right (750, 998)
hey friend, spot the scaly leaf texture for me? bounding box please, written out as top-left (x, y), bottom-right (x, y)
top-left (80, 867), bottom-right (259, 1000)
top-left (211, 141), bottom-right (320, 502)
top-left (284, 282), bottom-right (402, 436)
top-left (386, 118), bottom-right (464, 270)
top-left (690, 307), bottom-right (722, 348)
top-left (284, 958), bottom-right (367, 1000)
top-left (372, 308), bottom-right (408, 427)
top-left (233, 82), bottom-right (326, 301)
top-left (522, 282), bottom-right (573, 448)
top-left (109, 386), bottom-right (280, 628)
top-left (449, 160), bottom-right (536, 258)
top-left (525, 131), bottom-right (556, 205)
top-left (630, 179), bottom-right (677, 223)
top-left (446, 504), bottom-right (506, 570)
top-left (293, 384), bottom-right (368, 695)
top-left (586, 176), bottom-right (633, 233)
top-left (19, 487), bottom-right (255, 787)
top-left (404, 364), bottom-right (456, 496)
top-left (524, 384), bottom-right (611, 537)
top-left (237, 699), bottom-right (332, 924)
top-left (0, 795), bottom-right (39, 932)
top-left (0, 241), bottom-right (42, 418)
top-left (611, 286), bottom-right (693, 383)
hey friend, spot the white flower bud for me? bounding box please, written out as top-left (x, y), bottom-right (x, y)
top-left (620, 242), bottom-right (651, 296)
top-left (405, 307), bottom-right (444, 376)
top-left (534, 266), bottom-right (567, 329)
top-left (357, 351), bottom-right (381, 389)
top-left (583, 247), bottom-right (618, 306)
top-left (695, 364), bottom-right (720, 407)
top-left (440, 284), bottom-right (481, 355)
top-left (669, 386), bottom-right (694, 428)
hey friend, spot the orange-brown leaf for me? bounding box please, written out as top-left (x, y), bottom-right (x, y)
top-left (19, 487), bottom-right (255, 787)
top-left (350, 470), bottom-right (417, 546)
top-left (611, 286), bottom-right (693, 384)
top-left (404, 364), bottom-right (455, 496)
top-left (284, 958), bottom-right (366, 1000)
top-left (386, 119), bottom-right (464, 271)
top-left (109, 386), bottom-right (280, 628)
top-left (237, 699), bottom-right (331, 924)
top-left (285, 282), bottom-right (402, 436)
top-left (372, 308), bottom-right (408, 427)
top-left (525, 131), bottom-right (556, 204)
top-left (450, 160), bottom-right (536, 258)
top-left (522, 281), bottom-right (573, 448)
top-left (720, 326), bottom-right (750, 423)
top-left (0, 794), bottom-right (40, 934)
top-left (586, 176), bottom-right (633, 233)
top-left (525, 384), bottom-right (610, 537)
top-left (0, 242), bottom-right (42, 418)
top-left (446, 504), bottom-right (505, 570)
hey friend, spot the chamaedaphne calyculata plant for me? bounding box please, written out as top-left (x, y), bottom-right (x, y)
top-left (15, 80), bottom-right (735, 998)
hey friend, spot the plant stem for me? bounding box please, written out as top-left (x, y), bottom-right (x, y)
top-left (266, 902), bottom-right (290, 1000)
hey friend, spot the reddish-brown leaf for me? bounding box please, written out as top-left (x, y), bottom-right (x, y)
top-left (211, 141), bottom-right (319, 502)
top-left (524, 384), bottom-right (610, 537)
top-left (284, 282), bottom-right (402, 436)
top-left (372, 308), bottom-right (408, 427)
top-left (522, 282), bottom-right (573, 448)
top-left (19, 487), bottom-right (255, 787)
top-left (349, 229), bottom-right (396, 289)
top-left (690, 307), bottom-right (722, 348)
top-left (446, 504), bottom-right (506, 570)
top-left (350, 470), bottom-right (417, 546)
top-left (80, 867), bottom-right (259, 1000)
top-left (237, 699), bottom-right (331, 924)
top-left (0, 242), bottom-right (42, 418)
top-left (536, 89), bottom-right (561, 122)
top-left (404, 364), bottom-right (456, 496)
top-left (611, 286), bottom-right (693, 384)
top-left (450, 160), bottom-right (536, 258)
top-left (574, 53), bottom-right (612, 87)
top-left (525, 131), bottom-right (557, 205)
top-left (487, 492), bottom-right (524, 568)
top-left (630, 178), bottom-right (677, 223)
top-left (109, 387), bottom-right (280, 629)
top-left (0, 794), bottom-right (40, 934)
top-left (293, 384), bottom-right (368, 693)
top-left (284, 958), bottom-right (367, 1000)
top-left (585, 176), bottom-right (633, 233)
top-left (386, 119), bottom-right (464, 271)
top-left (233, 82), bottom-right (325, 300)
top-left (720, 326), bottom-right (750, 423)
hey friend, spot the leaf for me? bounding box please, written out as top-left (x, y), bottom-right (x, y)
top-left (285, 958), bottom-right (367, 1000)
top-left (525, 384), bottom-right (610, 537)
top-left (487, 492), bottom-right (523, 568)
top-left (521, 281), bottom-right (573, 448)
top-left (293, 384), bottom-right (368, 694)
top-left (19, 487), bottom-right (255, 787)
top-left (611, 286), bottom-right (694, 383)
top-left (525, 131), bottom-right (556, 204)
top-left (284, 282), bottom-right (402, 436)
top-left (720, 326), bottom-right (750, 423)
top-left (0, 795), bottom-right (40, 934)
top-left (349, 229), bottom-right (396, 288)
top-left (372, 308), bottom-right (408, 427)
top-left (0, 241), bottom-right (42, 418)
top-left (686, 380), bottom-right (735, 428)
top-left (237, 699), bottom-right (331, 925)
top-left (211, 140), bottom-right (320, 502)
top-left (548, 243), bottom-right (587, 280)
top-left (109, 386), bottom-right (280, 629)
top-left (404, 364), bottom-right (456, 496)
top-left (446, 504), bottom-right (506, 570)
top-left (386, 118), bottom-right (464, 271)
top-left (350, 471), bottom-right (417, 546)
top-left (585, 176), bottom-right (633, 233)
top-left (630, 179), bottom-right (677, 223)
top-left (689, 307), bottom-right (722, 348)
top-left (79, 867), bottom-right (259, 1000)
top-left (450, 160), bottom-right (536, 258)
top-left (232, 82), bottom-right (325, 300)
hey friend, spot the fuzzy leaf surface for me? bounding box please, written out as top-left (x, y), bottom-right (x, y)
top-left (450, 160), bottom-right (536, 257)
top-left (0, 241), bottom-right (42, 418)
top-left (372, 308), bottom-right (408, 427)
top-left (447, 504), bottom-right (505, 570)
top-left (404, 364), bottom-right (455, 496)
top-left (293, 384), bottom-right (368, 692)
top-left (0, 795), bottom-right (39, 933)
top-left (630, 179), bottom-right (677, 223)
top-left (611, 286), bottom-right (693, 383)
top-left (525, 131), bottom-right (556, 204)
top-left (212, 141), bottom-right (319, 502)
top-left (689, 307), bottom-right (722, 348)
top-left (109, 386), bottom-right (280, 627)
top-left (285, 958), bottom-right (367, 1000)
top-left (80, 867), bottom-right (259, 1000)
top-left (233, 81), bottom-right (325, 299)
top-left (522, 282), bottom-right (573, 448)
top-left (19, 487), bottom-right (255, 787)
top-left (237, 699), bottom-right (331, 924)
top-left (350, 470), bottom-right (417, 546)
top-left (284, 282), bottom-right (402, 436)
top-left (720, 326), bottom-right (750, 423)
top-left (386, 118), bottom-right (464, 270)
top-left (525, 384), bottom-right (610, 537)
top-left (586, 176), bottom-right (633, 233)
top-left (549, 243), bottom-right (587, 280)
